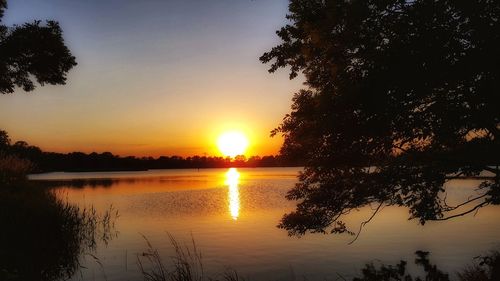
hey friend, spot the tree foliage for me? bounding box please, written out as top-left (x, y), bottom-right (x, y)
top-left (0, 130), bottom-right (291, 173)
top-left (261, 0), bottom-right (500, 236)
top-left (0, 129), bottom-right (10, 152)
top-left (0, 0), bottom-right (76, 94)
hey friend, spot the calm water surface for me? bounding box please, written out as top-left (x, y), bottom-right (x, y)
top-left (30, 167), bottom-right (500, 281)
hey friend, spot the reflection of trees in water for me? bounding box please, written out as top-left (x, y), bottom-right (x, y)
top-left (0, 184), bottom-right (118, 281)
top-left (38, 178), bottom-right (118, 189)
top-left (36, 177), bottom-right (189, 189)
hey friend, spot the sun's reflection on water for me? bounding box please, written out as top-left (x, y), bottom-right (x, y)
top-left (225, 168), bottom-right (240, 220)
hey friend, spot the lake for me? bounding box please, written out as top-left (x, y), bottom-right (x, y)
top-left (30, 167), bottom-right (500, 281)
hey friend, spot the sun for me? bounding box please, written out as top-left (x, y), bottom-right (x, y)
top-left (217, 131), bottom-right (249, 157)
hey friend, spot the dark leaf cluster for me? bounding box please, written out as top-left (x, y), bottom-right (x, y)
top-left (261, 0), bottom-right (500, 236)
top-left (0, 0), bottom-right (76, 94)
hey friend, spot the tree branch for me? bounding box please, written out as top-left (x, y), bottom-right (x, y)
top-left (443, 193), bottom-right (487, 211)
top-left (348, 202), bottom-right (384, 245)
top-left (433, 201), bottom-right (489, 221)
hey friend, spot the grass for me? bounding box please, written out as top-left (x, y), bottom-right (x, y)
top-left (0, 182), bottom-right (118, 281)
top-left (137, 234), bottom-right (245, 281)
top-left (137, 235), bottom-right (500, 281)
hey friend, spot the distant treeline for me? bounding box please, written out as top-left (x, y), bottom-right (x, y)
top-left (1, 138), bottom-right (302, 173)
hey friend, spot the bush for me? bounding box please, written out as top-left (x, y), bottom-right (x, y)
top-left (0, 154), bottom-right (34, 185)
top-left (0, 183), bottom-right (118, 281)
top-left (458, 251), bottom-right (500, 281)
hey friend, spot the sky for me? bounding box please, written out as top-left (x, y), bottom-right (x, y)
top-left (0, 0), bottom-right (303, 157)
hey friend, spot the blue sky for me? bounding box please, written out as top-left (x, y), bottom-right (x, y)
top-left (0, 0), bottom-right (303, 156)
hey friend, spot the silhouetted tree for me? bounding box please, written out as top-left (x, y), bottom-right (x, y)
top-left (0, 130), bottom-right (10, 152)
top-left (261, 0), bottom-right (500, 236)
top-left (0, 0), bottom-right (76, 94)
top-left (0, 130), bottom-right (291, 172)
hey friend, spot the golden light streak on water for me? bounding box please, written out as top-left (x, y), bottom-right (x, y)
top-left (225, 168), bottom-right (240, 220)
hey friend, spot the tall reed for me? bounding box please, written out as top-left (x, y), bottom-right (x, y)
top-left (137, 234), bottom-right (245, 281)
top-left (137, 236), bottom-right (500, 281)
top-left (0, 183), bottom-right (118, 281)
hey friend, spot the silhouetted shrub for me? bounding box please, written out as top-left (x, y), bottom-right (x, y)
top-left (458, 251), bottom-right (500, 281)
top-left (0, 154), bottom-right (33, 185)
top-left (0, 183), bottom-right (118, 281)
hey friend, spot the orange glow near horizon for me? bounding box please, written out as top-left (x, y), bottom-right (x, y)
top-left (0, 0), bottom-right (306, 158)
top-left (2, 120), bottom-right (286, 158)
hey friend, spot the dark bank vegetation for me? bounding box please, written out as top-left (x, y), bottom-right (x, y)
top-left (0, 130), bottom-right (300, 173)
top-left (352, 250), bottom-right (500, 281)
top-left (0, 154), bottom-right (33, 185)
top-left (262, 0), bottom-right (500, 237)
top-left (0, 182), bottom-right (118, 281)
top-left (0, 133), bottom-right (118, 281)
